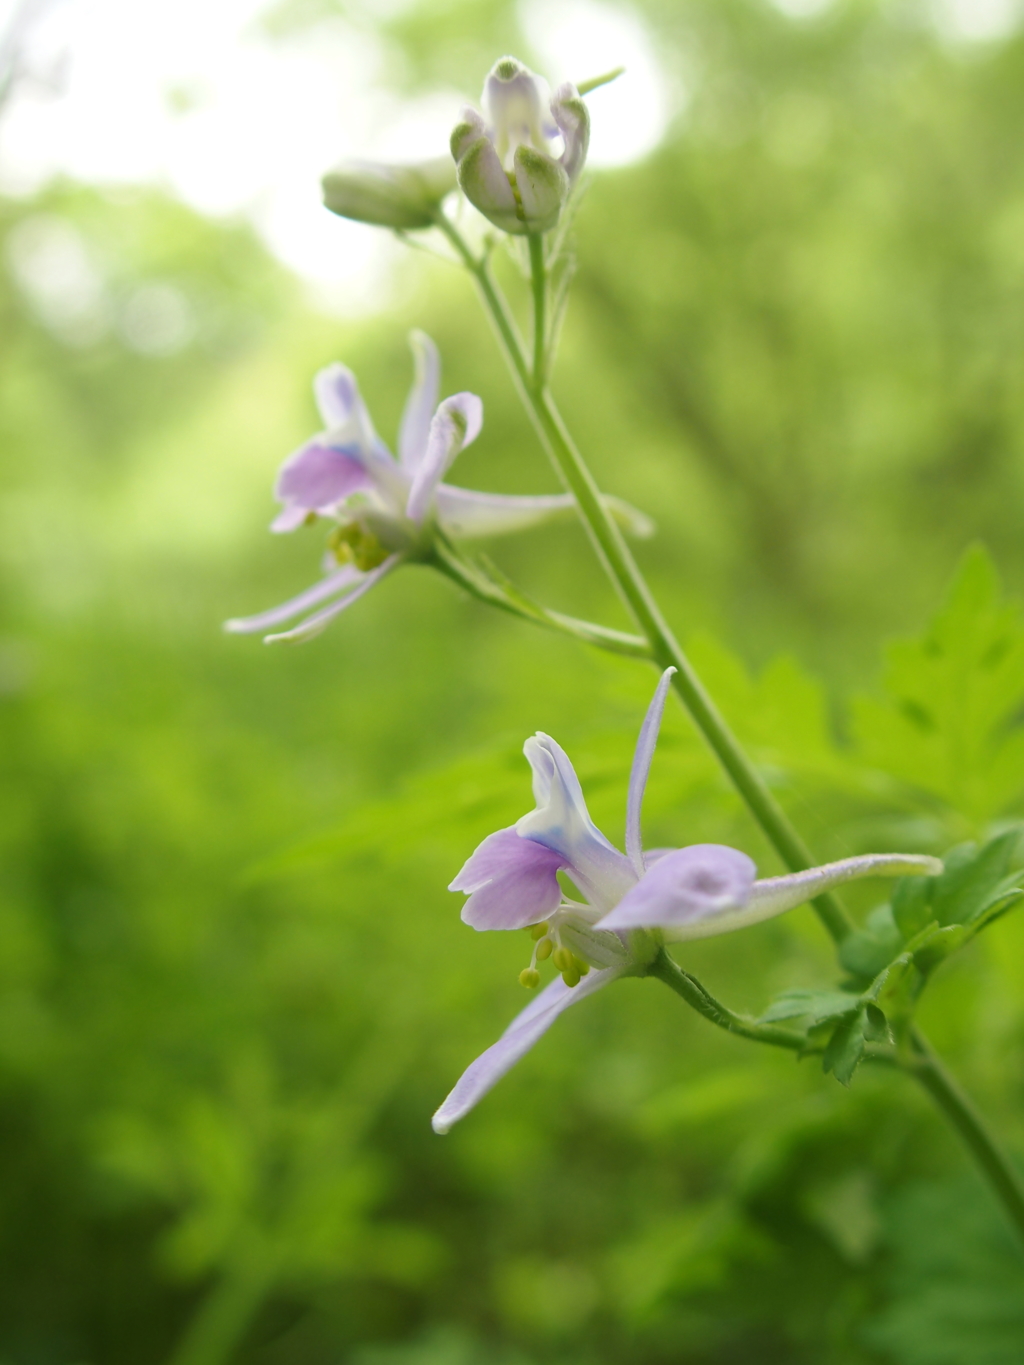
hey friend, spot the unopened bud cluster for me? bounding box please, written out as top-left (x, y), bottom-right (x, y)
top-left (451, 56), bottom-right (590, 235)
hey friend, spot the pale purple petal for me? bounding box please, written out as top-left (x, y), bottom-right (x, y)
top-left (270, 504), bottom-right (313, 534)
top-left (598, 844), bottom-right (756, 932)
top-left (223, 566), bottom-right (363, 635)
top-left (659, 853), bottom-right (944, 943)
top-left (625, 668), bottom-right (676, 878)
top-left (431, 966), bottom-right (622, 1134)
top-left (517, 734), bottom-right (635, 913)
top-left (434, 486), bottom-right (576, 538)
top-left (398, 331), bottom-right (441, 470)
top-left (405, 393), bottom-right (484, 523)
top-left (263, 554), bottom-right (401, 644)
top-left (273, 441), bottom-right (371, 521)
top-left (451, 827), bottom-right (564, 931)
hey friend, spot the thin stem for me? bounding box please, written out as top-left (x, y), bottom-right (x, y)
top-left (648, 950), bottom-right (896, 1064)
top-left (434, 211), bottom-right (853, 945)
top-left (429, 536), bottom-right (652, 658)
top-left (907, 1026), bottom-right (1024, 1242)
top-left (528, 233), bottom-right (546, 382)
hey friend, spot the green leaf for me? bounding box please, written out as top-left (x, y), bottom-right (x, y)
top-left (929, 831), bottom-right (1020, 926)
top-left (839, 903), bottom-right (903, 980)
top-left (822, 1010), bottom-right (866, 1087)
top-left (852, 547), bottom-right (1024, 824)
top-left (760, 989), bottom-right (861, 1025)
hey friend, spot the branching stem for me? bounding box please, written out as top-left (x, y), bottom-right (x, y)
top-left (431, 207), bottom-right (1024, 1248)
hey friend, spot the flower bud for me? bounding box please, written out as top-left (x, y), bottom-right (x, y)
top-left (451, 56), bottom-right (590, 236)
top-left (322, 157), bottom-right (456, 230)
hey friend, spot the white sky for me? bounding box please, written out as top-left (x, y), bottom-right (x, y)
top-left (0, 0), bottom-right (673, 312)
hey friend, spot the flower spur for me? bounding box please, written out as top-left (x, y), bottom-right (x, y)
top-left (433, 668), bottom-right (942, 1133)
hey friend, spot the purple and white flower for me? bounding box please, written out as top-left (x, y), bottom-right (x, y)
top-left (451, 56), bottom-right (590, 235)
top-left (225, 331), bottom-right (603, 644)
top-left (433, 668), bottom-right (942, 1132)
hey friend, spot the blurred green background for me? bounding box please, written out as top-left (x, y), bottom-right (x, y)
top-left (3, 0), bottom-right (1024, 1361)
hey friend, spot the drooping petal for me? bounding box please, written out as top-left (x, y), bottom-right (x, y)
top-left (273, 441), bottom-right (372, 524)
top-left (263, 554), bottom-right (401, 644)
top-left (405, 393), bottom-right (484, 523)
top-left (434, 486), bottom-right (576, 538)
top-left (517, 734), bottom-right (635, 912)
top-left (658, 852), bottom-right (944, 943)
top-left (451, 827), bottom-right (564, 931)
top-left (431, 966), bottom-right (623, 1134)
top-left (598, 844), bottom-right (757, 932)
top-left (398, 330), bottom-right (441, 470)
top-left (223, 566), bottom-right (364, 635)
top-left (625, 668), bottom-right (676, 878)
top-left (550, 82), bottom-right (590, 183)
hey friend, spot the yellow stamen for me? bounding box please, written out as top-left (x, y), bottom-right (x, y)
top-left (561, 965), bottom-right (581, 988)
top-left (552, 946), bottom-right (574, 973)
top-left (535, 938), bottom-right (553, 962)
top-left (530, 922), bottom-right (549, 940)
top-left (574, 956), bottom-right (590, 977)
top-left (519, 968), bottom-right (541, 989)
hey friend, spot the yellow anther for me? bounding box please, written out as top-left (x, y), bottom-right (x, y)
top-left (304, 511), bottom-right (318, 527)
top-left (530, 922), bottom-right (549, 940)
top-left (574, 956), bottom-right (590, 977)
top-left (327, 523), bottom-right (390, 572)
top-left (552, 946), bottom-right (574, 973)
top-left (535, 938), bottom-right (553, 962)
top-left (519, 968), bottom-right (541, 989)
top-left (561, 965), bottom-right (581, 989)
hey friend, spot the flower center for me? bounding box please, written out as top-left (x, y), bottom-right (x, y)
top-left (328, 522), bottom-right (390, 572)
top-left (517, 905), bottom-right (601, 991)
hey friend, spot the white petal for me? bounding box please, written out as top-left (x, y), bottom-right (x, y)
top-left (625, 668), bottom-right (676, 878)
top-left (405, 393), bottom-right (483, 523)
top-left (398, 330), bottom-right (441, 470)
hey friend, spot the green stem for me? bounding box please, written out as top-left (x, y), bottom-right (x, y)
top-left (429, 536), bottom-right (651, 658)
top-left (528, 233), bottom-right (546, 382)
top-left (907, 1026), bottom-right (1024, 1242)
top-left (434, 211), bottom-right (853, 945)
top-left (648, 950), bottom-right (896, 1064)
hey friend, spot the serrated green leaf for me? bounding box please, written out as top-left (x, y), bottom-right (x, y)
top-left (851, 548), bottom-right (1024, 823)
top-left (822, 1011), bottom-right (866, 1087)
top-left (760, 989), bottom-right (861, 1025)
top-left (930, 831), bottom-right (1020, 926)
top-left (863, 1003), bottom-right (890, 1043)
